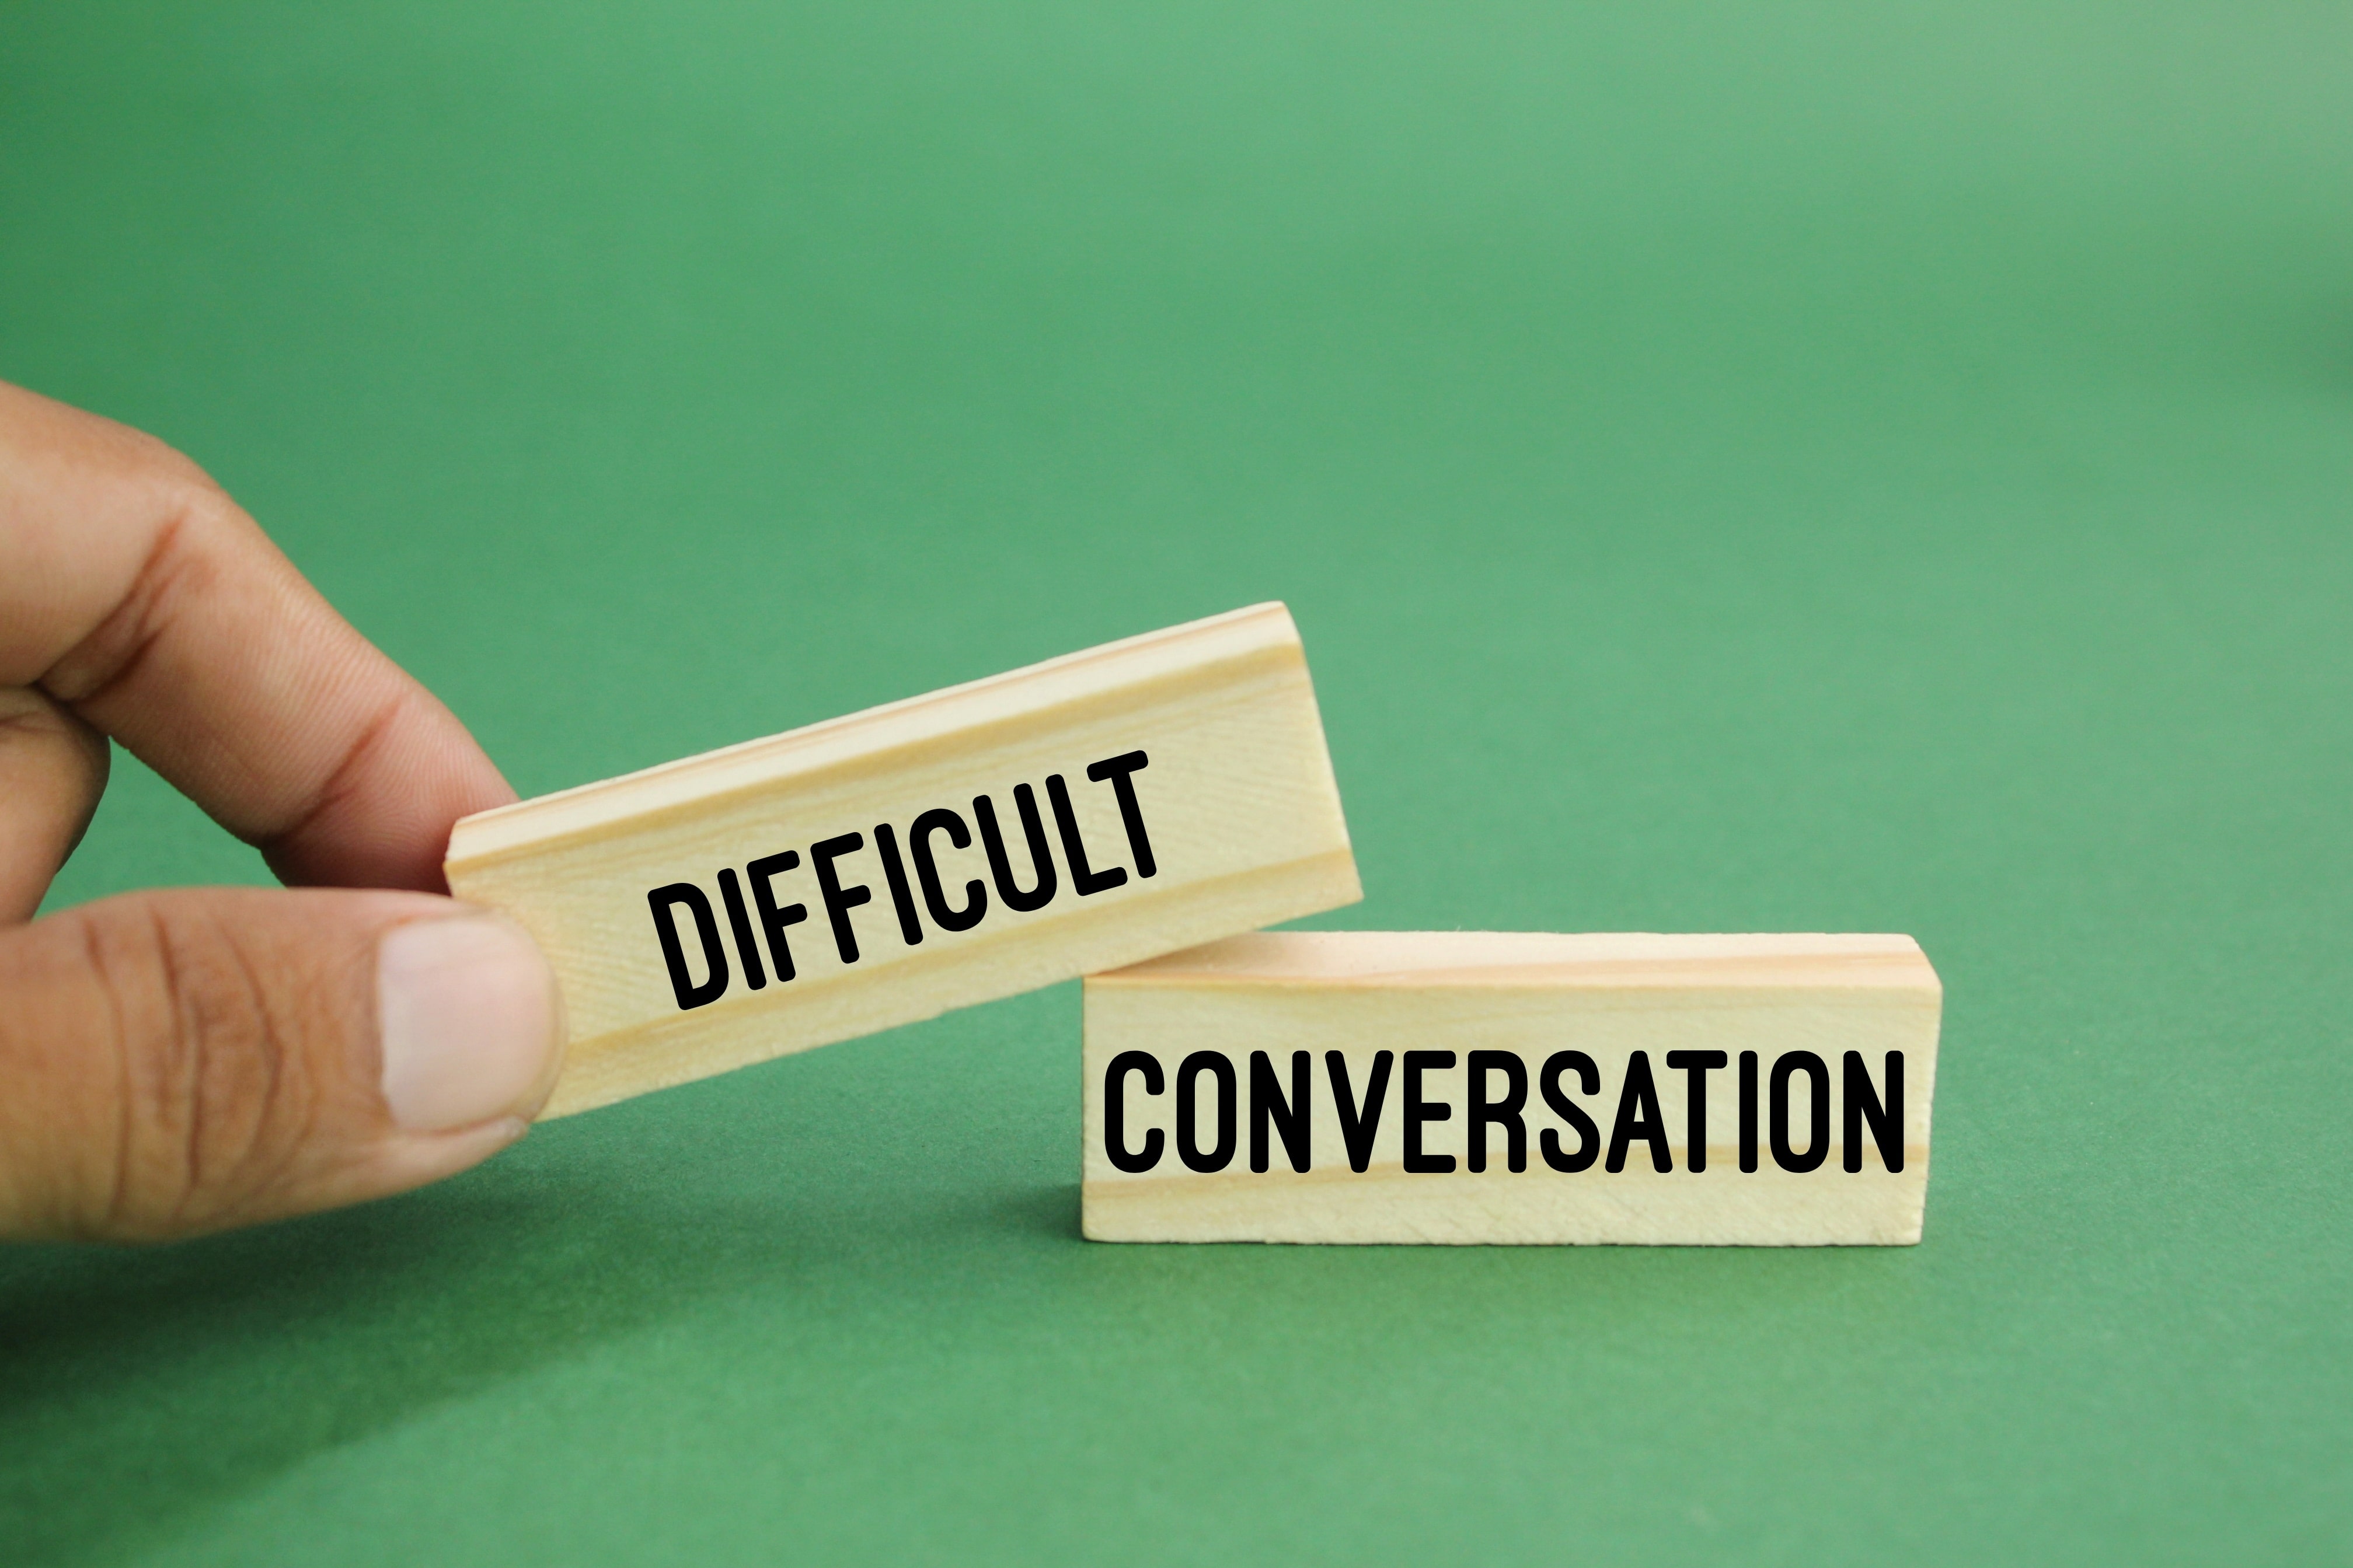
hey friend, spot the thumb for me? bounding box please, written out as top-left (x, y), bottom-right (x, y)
top-left (0, 887), bottom-right (564, 1241)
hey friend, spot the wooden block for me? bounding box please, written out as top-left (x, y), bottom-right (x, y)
top-left (1082, 932), bottom-right (1940, 1245)
top-left (447, 603), bottom-right (1359, 1117)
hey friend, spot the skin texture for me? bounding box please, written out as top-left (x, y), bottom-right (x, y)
top-left (0, 380), bottom-right (553, 1241)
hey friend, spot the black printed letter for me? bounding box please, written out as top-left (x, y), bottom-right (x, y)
top-left (1176, 1052), bottom-right (1237, 1172)
top-left (1086, 751), bottom-right (1156, 878)
top-left (715, 868), bottom-right (768, 991)
top-left (1047, 774), bottom-right (1128, 896)
top-left (1664, 1049), bottom-right (1727, 1174)
top-left (872, 823), bottom-right (925, 947)
top-left (1104, 1051), bottom-right (1165, 1174)
top-left (647, 883), bottom-right (728, 1010)
top-left (1843, 1050), bottom-right (1905, 1172)
top-left (808, 833), bottom-right (873, 964)
top-left (909, 808), bottom-right (986, 933)
top-left (1606, 1052), bottom-right (1672, 1174)
top-left (1249, 1050), bottom-right (1312, 1173)
top-left (1467, 1050), bottom-right (1529, 1173)
top-left (1770, 1050), bottom-right (1830, 1173)
top-left (1738, 1050), bottom-right (1759, 1172)
top-left (744, 851), bottom-right (808, 981)
top-left (974, 787), bottom-right (1058, 913)
top-left (1539, 1051), bottom-right (1601, 1172)
top-left (1403, 1050), bottom-right (1456, 1174)
top-left (1327, 1050), bottom-right (1393, 1174)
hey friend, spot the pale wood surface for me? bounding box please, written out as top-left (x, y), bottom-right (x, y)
top-left (1083, 932), bottom-right (1940, 1245)
top-left (449, 605), bottom-right (1359, 1116)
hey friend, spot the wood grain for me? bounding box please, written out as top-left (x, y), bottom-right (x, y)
top-left (448, 604), bottom-right (1359, 1116)
top-left (1083, 932), bottom-right (1940, 1245)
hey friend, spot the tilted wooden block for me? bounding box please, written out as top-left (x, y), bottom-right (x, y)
top-left (447, 604), bottom-right (1359, 1117)
top-left (1082, 932), bottom-right (1940, 1245)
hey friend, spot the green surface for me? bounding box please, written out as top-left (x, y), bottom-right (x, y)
top-left (4, 2), bottom-right (2350, 1562)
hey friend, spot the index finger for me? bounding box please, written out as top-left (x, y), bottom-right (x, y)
top-left (0, 380), bottom-right (515, 892)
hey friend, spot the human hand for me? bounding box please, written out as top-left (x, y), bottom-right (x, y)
top-left (0, 381), bottom-right (564, 1241)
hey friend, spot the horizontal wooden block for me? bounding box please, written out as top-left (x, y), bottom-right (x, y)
top-left (1082, 933), bottom-right (1940, 1245)
top-left (448, 603), bottom-right (1359, 1117)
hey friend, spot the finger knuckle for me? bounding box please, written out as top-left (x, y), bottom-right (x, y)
top-left (37, 483), bottom-right (238, 710)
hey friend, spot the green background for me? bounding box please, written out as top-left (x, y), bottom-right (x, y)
top-left (4, 2), bottom-right (2348, 1562)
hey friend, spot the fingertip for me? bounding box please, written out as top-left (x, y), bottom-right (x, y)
top-left (0, 886), bottom-right (556, 1241)
top-left (339, 1116), bottom-right (534, 1212)
top-left (378, 912), bottom-right (565, 1133)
